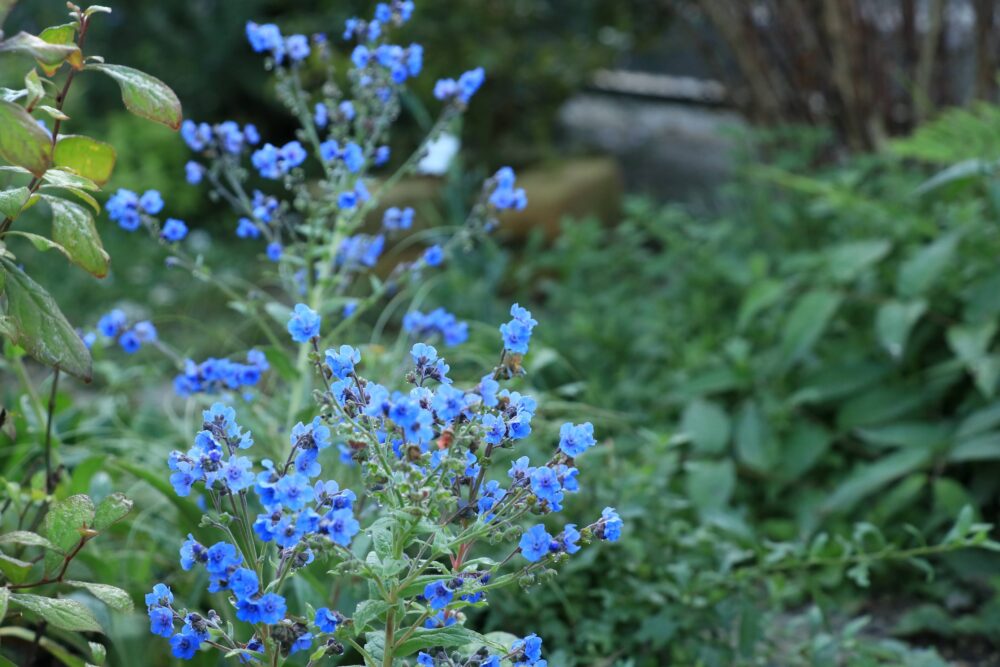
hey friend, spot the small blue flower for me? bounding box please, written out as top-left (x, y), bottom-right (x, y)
top-left (423, 580), bottom-right (453, 610)
top-left (221, 456), bottom-right (255, 492)
top-left (530, 467), bottom-right (563, 508)
top-left (185, 161), bottom-right (205, 184)
top-left (558, 422), bottom-right (595, 458)
top-left (236, 217), bottom-right (260, 239)
top-left (325, 344), bottom-right (360, 379)
top-left (482, 413), bottom-right (506, 445)
top-left (119, 331), bottom-right (141, 354)
top-left (314, 607), bottom-right (341, 633)
top-left (266, 242), bottom-right (283, 262)
top-left (423, 245), bottom-right (444, 267)
top-left (149, 606), bottom-right (173, 637)
top-left (97, 309), bottom-right (127, 338)
top-left (519, 524), bottom-right (552, 562)
top-left (598, 507), bottom-right (623, 542)
top-left (285, 34), bottom-right (310, 62)
top-left (170, 628), bottom-right (202, 660)
top-left (512, 634), bottom-right (545, 664)
top-left (322, 507), bottom-right (360, 546)
top-left (228, 567), bottom-right (260, 600)
top-left (561, 524), bottom-right (581, 554)
top-left (179, 535), bottom-right (206, 570)
top-left (139, 189), bottom-right (164, 214)
top-left (288, 303), bottom-right (321, 342)
top-left (161, 218), bottom-right (188, 243)
top-left (289, 632), bottom-right (313, 655)
top-left (205, 541), bottom-right (242, 575)
top-left (145, 583), bottom-right (174, 607)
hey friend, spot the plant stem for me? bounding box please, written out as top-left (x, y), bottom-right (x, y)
top-left (43, 369), bottom-right (60, 493)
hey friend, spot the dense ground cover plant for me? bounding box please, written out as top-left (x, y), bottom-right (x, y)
top-left (21, 3), bottom-right (626, 665)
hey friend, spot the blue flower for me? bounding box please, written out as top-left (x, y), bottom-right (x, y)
top-left (286, 34), bottom-right (310, 62)
top-left (374, 145), bottom-right (390, 165)
top-left (530, 467), bottom-right (563, 508)
top-left (107, 189), bottom-right (140, 230)
top-left (512, 633), bottom-right (545, 665)
top-left (423, 580), bottom-right (453, 610)
top-left (149, 606), bottom-right (173, 637)
top-left (482, 413), bottom-right (506, 445)
top-left (236, 217), bottom-right (260, 239)
top-left (423, 245), bottom-right (444, 267)
top-left (519, 525), bottom-right (552, 562)
top-left (246, 21), bottom-right (284, 59)
top-left (288, 303), bottom-right (321, 342)
top-left (179, 535), bottom-right (206, 570)
top-left (417, 653), bottom-right (434, 666)
top-left (170, 628), bottom-right (202, 660)
top-left (221, 456), bottom-right (255, 492)
top-left (289, 632), bottom-right (313, 654)
top-left (185, 161), bottom-right (205, 184)
top-left (161, 218), bottom-right (188, 243)
top-left (145, 583), bottom-right (174, 607)
top-left (598, 507), bottom-right (623, 542)
top-left (558, 422), bottom-right (595, 458)
top-left (500, 303), bottom-right (536, 355)
top-left (228, 567), bottom-right (260, 600)
top-left (342, 142), bottom-right (364, 172)
top-left (325, 345), bottom-right (360, 379)
top-left (351, 45), bottom-right (370, 68)
top-left (314, 607), bottom-right (341, 633)
top-left (434, 67), bottom-right (485, 104)
top-left (139, 189), bottom-right (164, 214)
top-left (561, 524), bottom-right (581, 554)
top-left (236, 592), bottom-right (287, 625)
top-left (322, 507), bottom-right (360, 546)
top-left (273, 473), bottom-right (315, 510)
top-left (119, 330), bottom-right (141, 354)
top-left (205, 541), bottom-right (242, 575)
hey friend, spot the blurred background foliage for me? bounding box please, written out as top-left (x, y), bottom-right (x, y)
top-left (6, 1), bottom-right (1000, 666)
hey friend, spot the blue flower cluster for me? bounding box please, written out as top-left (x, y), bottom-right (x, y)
top-left (246, 21), bottom-right (314, 64)
top-left (433, 67), bottom-right (486, 105)
top-left (490, 166), bottom-right (528, 212)
top-left (499, 303), bottom-right (537, 355)
top-left (172, 350), bottom-right (270, 398)
top-left (402, 307), bottom-right (469, 346)
top-left (107, 188), bottom-right (188, 241)
top-left (151, 401), bottom-right (363, 660)
top-left (381, 205), bottom-right (414, 232)
top-left (182, 119), bottom-right (260, 156)
top-left (85, 309), bottom-right (157, 354)
top-left (251, 141), bottom-right (307, 180)
top-left (107, 188), bottom-right (162, 231)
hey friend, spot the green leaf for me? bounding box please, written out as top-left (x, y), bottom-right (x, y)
top-left (897, 232), bottom-right (960, 298)
top-left (777, 290), bottom-right (842, 369)
top-left (394, 625), bottom-right (481, 657)
top-left (42, 195), bottom-right (109, 277)
top-left (64, 581), bottom-right (133, 612)
top-left (86, 63), bottom-right (182, 129)
top-left (778, 419), bottom-right (832, 480)
top-left (826, 239), bottom-right (892, 283)
top-left (680, 399), bottom-right (730, 454)
top-left (684, 459), bottom-right (735, 512)
top-left (0, 259), bottom-right (91, 380)
top-left (0, 530), bottom-right (53, 549)
top-left (820, 448), bottom-right (931, 514)
top-left (9, 593), bottom-right (103, 633)
top-left (949, 431), bottom-right (1000, 462)
top-left (734, 400), bottom-right (777, 472)
top-left (88, 641), bottom-right (106, 666)
top-left (0, 553), bottom-right (32, 583)
top-left (369, 516), bottom-right (394, 561)
top-left (0, 586), bottom-right (7, 624)
top-left (42, 167), bottom-right (99, 191)
top-left (875, 300), bottom-right (926, 359)
top-left (0, 186), bottom-right (29, 218)
top-left (24, 68), bottom-right (43, 107)
top-left (0, 99), bottom-right (51, 176)
top-left (351, 599), bottom-right (389, 635)
top-left (92, 492), bottom-right (132, 531)
top-left (43, 493), bottom-right (95, 558)
top-left (52, 135), bottom-right (116, 186)
top-left (0, 31), bottom-right (82, 75)
top-left (947, 321), bottom-right (999, 396)
top-left (736, 279), bottom-right (786, 331)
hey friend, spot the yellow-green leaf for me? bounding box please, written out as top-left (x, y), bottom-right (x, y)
top-left (0, 186), bottom-right (29, 218)
top-left (86, 63), bottom-right (182, 129)
top-left (43, 195), bottom-right (109, 277)
top-left (0, 99), bottom-right (51, 176)
top-left (0, 31), bottom-right (81, 75)
top-left (53, 135), bottom-right (116, 185)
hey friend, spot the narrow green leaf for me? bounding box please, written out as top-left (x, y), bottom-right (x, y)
top-left (897, 232), bottom-right (960, 297)
top-left (92, 492), bottom-right (132, 530)
top-left (86, 63), bottom-right (182, 129)
top-left (24, 68), bottom-right (43, 106)
top-left (52, 135), bottom-right (116, 186)
top-left (394, 625), bottom-right (481, 657)
top-left (735, 400), bottom-right (777, 472)
top-left (0, 586), bottom-right (8, 625)
top-left (88, 642), bottom-right (106, 666)
top-left (0, 31), bottom-right (81, 74)
top-left (64, 581), bottom-right (133, 612)
top-left (0, 259), bottom-right (92, 380)
top-left (10, 593), bottom-right (103, 633)
top-left (777, 290), bottom-right (842, 369)
top-left (820, 448), bottom-right (931, 514)
top-left (875, 300), bottom-right (926, 360)
top-left (40, 184), bottom-right (100, 214)
top-left (0, 99), bottom-right (51, 176)
top-left (43, 194), bottom-right (109, 277)
top-left (0, 186), bottom-right (29, 218)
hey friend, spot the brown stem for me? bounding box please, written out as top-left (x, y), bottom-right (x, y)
top-left (8, 533), bottom-right (90, 590)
